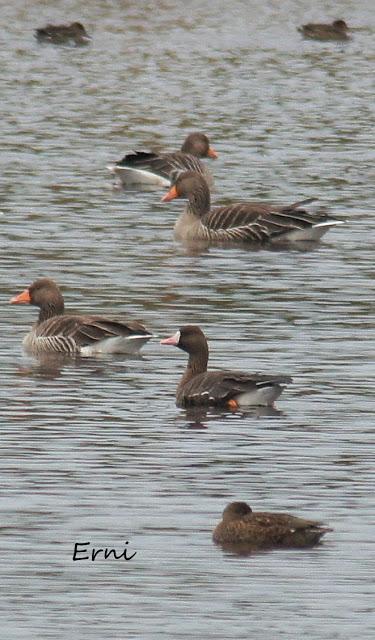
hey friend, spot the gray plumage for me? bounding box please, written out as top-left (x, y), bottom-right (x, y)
top-left (162, 171), bottom-right (343, 245)
top-left (109, 133), bottom-right (217, 187)
top-left (10, 278), bottom-right (152, 356)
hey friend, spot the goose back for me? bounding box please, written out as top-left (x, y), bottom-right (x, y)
top-left (177, 370), bottom-right (292, 408)
top-left (26, 315), bottom-right (151, 356)
top-left (115, 150), bottom-right (207, 181)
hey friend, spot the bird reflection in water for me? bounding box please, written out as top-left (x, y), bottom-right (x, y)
top-left (178, 405), bottom-right (283, 429)
top-left (14, 352), bottom-right (145, 381)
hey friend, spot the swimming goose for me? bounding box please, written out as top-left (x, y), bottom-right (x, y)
top-left (298, 19), bottom-right (351, 41)
top-left (161, 171), bottom-right (344, 245)
top-left (161, 325), bottom-right (291, 408)
top-left (108, 132), bottom-right (218, 188)
top-left (213, 502), bottom-right (332, 548)
top-left (10, 278), bottom-right (152, 356)
top-left (35, 22), bottom-right (91, 46)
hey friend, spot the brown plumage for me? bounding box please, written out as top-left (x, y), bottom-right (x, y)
top-left (35, 22), bottom-right (91, 46)
top-left (161, 171), bottom-right (343, 245)
top-left (108, 133), bottom-right (217, 188)
top-left (160, 325), bottom-right (291, 408)
top-left (213, 502), bottom-right (332, 549)
top-left (298, 19), bottom-right (351, 41)
top-left (10, 278), bottom-right (152, 356)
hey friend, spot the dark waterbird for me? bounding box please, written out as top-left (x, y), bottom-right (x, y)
top-left (161, 325), bottom-right (292, 408)
top-left (35, 22), bottom-right (91, 46)
top-left (213, 501), bottom-right (333, 550)
top-left (298, 20), bottom-right (351, 41)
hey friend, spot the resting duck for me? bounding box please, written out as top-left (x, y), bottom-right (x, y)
top-left (10, 278), bottom-right (152, 356)
top-left (161, 171), bottom-right (344, 245)
top-left (160, 325), bottom-right (292, 408)
top-left (35, 22), bottom-right (91, 46)
top-left (298, 19), bottom-right (351, 41)
top-left (213, 502), bottom-right (332, 548)
top-left (108, 132), bottom-right (218, 188)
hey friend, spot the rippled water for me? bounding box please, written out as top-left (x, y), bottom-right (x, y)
top-left (1, 0), bottom-right (374, 638)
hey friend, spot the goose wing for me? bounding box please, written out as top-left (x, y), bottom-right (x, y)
top-left (36, 315), bottom-right (151, 347)
top-left (116, 151), bottom-right (204, 179)
top-left (180, 370), bottom-right (291, 406)
top-left (204, 199), bottom-right (336, 243)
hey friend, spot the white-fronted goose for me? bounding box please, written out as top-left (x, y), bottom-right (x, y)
top-left (35, 22), bottom-right (91, 46)
top-left (213, 502), bottom-right (332, 548)
top-left (161, 171), bottom-right (344, 245)
top-left (298, 19), bottom-right (351, 41)
top-left (160, 325), bottom-right (292, 408)
top-left (10, 278), bottom-right (152, 356)
top-left (108, 132), bottom-right (218, 188)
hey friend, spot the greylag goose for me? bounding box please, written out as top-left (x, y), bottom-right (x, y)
top-left (161, 171), bottom-right (344, 245)
top-left (35, 22), bottom-right (91, 46)
top-left (160, 325), bottom-right (292, 408)
top-left (108, 132), bottom-right (218, 188)
top-left (298, 19), bottom-right (351, 41)
top-left (10, 278), bottom-right (152, 356)
top-left (213, 502), bottom-right (332, 548)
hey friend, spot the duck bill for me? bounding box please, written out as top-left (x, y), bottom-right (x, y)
top-left (160, 330), bottom-right (180, 346)
top-left (208, 146), bottom-right (218, 159)
top-left (10, 288), bottom-right (31, 304)
top-left (161, 185), bottom-right (178, 202)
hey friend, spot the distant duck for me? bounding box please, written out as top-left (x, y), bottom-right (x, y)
top-left (298, 19), bottom-right (351, 41)
top-left (10, 278), bottom-right (152, 356)
top-left (213, 502), bottom-right (333, 549)
top-left (108, 132), bottom-right (218, 188)
top-left (161, 325), bottom-right (292, 408)
top-left (35, 22), bottom-right (91, 46)
top-left (161, 171), bottom-right (344, 246)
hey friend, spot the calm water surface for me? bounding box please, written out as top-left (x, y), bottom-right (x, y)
top-left (1, 0), bottom-right (374, 638)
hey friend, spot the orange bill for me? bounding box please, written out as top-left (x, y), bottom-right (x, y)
top-left (10, 288), bottom-right (31, 304)
top-left (208, 146), bottom-right (218, 159)
top-left (161, 185), bottom-right (178, 202)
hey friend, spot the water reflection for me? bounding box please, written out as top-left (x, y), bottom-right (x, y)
top-left (176, 405), bottom-right (283, 429)
top-left (175, 236), bottom-right (332, 255)
top-left (214, 539), bottom-right (328, 557)
top-left (14, 351), bottom-right (146, 380)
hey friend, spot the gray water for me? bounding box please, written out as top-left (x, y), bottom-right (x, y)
top-left (1, 0), bottom-right (374, 638)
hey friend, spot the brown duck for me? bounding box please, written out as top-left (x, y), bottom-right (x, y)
top-left (160, 325), bottom-right (291, 408)
top-left (108, 132), bottom-right (218, 188)
top-left (161, 171), bottom-right (343, 245)
top-left (35, 22), bottom-right (91, 46)
top-left (213, 502), bottom-right (332, 549)
top-left (298, 20), bottom-right (351, 41)
top-left (10, 278), bottom-right (152, 356)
